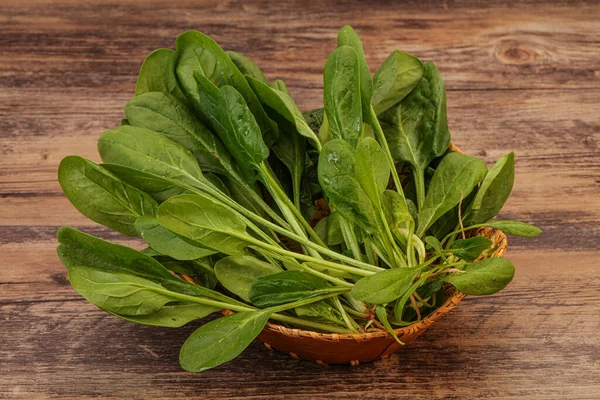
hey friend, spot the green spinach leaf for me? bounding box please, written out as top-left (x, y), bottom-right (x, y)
top-left (417, 152), bottom-right (487, 237)
top-left (486, 221), bottom-right (542, 237)
top-left (135, 48), bottom-right (189, 106)
top-left (337, 25), bottom-right (373, 111)
top-left (249, 270), bottom-right (341, 308)
top-left (57, 227), bottom-right (242, 305)
top-left (124, 92), bottom-right (237, 177)
top-left (450, 237), bottom-right (493, 260)
top-left (193, 72), bottom-right (269, 182)
top-left (69, 265), bottom-right (185, 316)
top-left (323, 46), bottom-right (362, 147)
top-left (380, 62), bottom-right (450, 168)
top-left (101, 163), bottom-right (189, 202)
top-left (464, 152), bottom-right (515, 225)
top-left (442, 257), bottom-right (515, 295)
top-left (351, 267), bottom-right (420, 304)
top-left (157, 193), bottom-right (250, 256)
top-left (58, 156), bottom-right (157, 236)
top-left (226, 50), bottom-right (268, 83)
top-left (134, 215), bottom-right (217, 260)
top-left (98, 125), bottom-right (205, 187)
top-left (355, 137), bottom-right (390, 205)
top-left (179, 310), bottom-right (271, 372)
top-left (318, 139), bottom-right (378, 232)
top-left (174, 30), bottom-right (278, 145)
top-left (372, 50), bottom-right (423, 115)
top-left (247, 76), bottom-right (320, 149)
top-left (214, 256), bottom-right (282, 302)
top-left (109, 303), bottom-right (219, 328)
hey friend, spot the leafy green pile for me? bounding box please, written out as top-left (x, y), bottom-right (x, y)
top-left (57, 26), bottom-right (541, 372)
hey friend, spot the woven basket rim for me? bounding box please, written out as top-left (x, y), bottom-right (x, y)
top-left (256, 226), bottom-right (507, 342)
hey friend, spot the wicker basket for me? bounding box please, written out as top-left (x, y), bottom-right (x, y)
top-left (253, 226), bottom-right (507, 366)
top-left (182, 144), bottom-right (509, 365)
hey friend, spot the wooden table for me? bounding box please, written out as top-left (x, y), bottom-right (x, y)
top-left (1, 1), bottom-right (599, 398)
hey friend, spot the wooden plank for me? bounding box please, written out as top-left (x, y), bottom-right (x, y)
top-left (1, 0), bottom-right (599, 398)
top-left (0, 1), bottom-right (599, 93)
top-left (1, 249), bottom-right (599, 399)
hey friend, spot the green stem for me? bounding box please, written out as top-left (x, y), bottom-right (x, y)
top-left (232, 175), bottom-right (291, 230)
top-left (339, 219), bottom-right (363, 262)
top-left (406, 221), bottom-right (415, 268)
top-left (253, 216), bottom-right (381, 272)
top-left (268, 289), bottom-right (350, 313)
top-left (333, 296), bottom-right (359, 332)
top-left (342, 305), bottom-right (369, 319)
top-left (182, 174), bottom-right (379, 272)
top-left (299, 264), bottom-right (354, 288)
top-left (363, 237), bottom-right (378, 266)
top-left (186, 180), bottom-right (280, 247)
top-left (271, 311), bottom-right (351, 333)
top-left (441, 223), bottom-right (488, 247)
top-left (267, 184), bottom-right (321, 258)
top-left (413, 168), bottom-right (426, 211)
top-left (260, 163), bottom-right (329, 249)
top-left (376, 208), bottom-right (407, 268)
top-left (368, 106), bottom-right (404, 198)
top-left (168, 286), bottom-right (351, 333)
top-left (240, 234), bottom-right (377, 276)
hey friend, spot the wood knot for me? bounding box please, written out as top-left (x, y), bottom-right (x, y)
top-left (496, 40), bottom-right (538, 65)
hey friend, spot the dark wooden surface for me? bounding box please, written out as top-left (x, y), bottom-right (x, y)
top-left (1, 1), bottom-right (599, 398)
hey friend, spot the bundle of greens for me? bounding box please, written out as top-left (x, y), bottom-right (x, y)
top-left (57, 26), bottom-right (541, 372)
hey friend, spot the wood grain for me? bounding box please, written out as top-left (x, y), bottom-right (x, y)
top-left (1, 0), bottom-right (599, 399)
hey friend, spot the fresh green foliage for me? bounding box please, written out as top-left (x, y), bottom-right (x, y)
top-left (135, 48), bottom-right (189, 106)
top-left (193, 73), bottom-right (269, 182)
top-left (247, 76), bottom-right (320, 149)
top-left (56, 26), bottom-right (540, 372)
top-left (485, 221), bottom-right (543, 237)
top-left (179, 311), bottom-right (271, 372)
top-left (134, 215), bottom-right (217, 260)
top-left (226, 50), bottom-right (269, 83)
top-left (323, 46), bottom-right (362, 147)
top-left (442, 257), bottom-right (515, 295)
top-left (314, 212), bottom-right (345, 246)
top-left (58, 156), bottom-right (158, 236)
top-left (351, 267), bottom-right (421, 304)
top-left (464, 152), bottom-right (515, 225)
top-left (157, 194), bottom-right (251, 256)
top-left (57, 227), bottom-right (245, 305)
top-left (417, 152), bottom-right (488, 236)
top-left (337, 25), bottom-right (373, 111)
top-left (249, 270), bottom-right (344, 308)
top-left (69, 265), bottom-right (199, 316)
top-left (98, 125), bottom-right (206, 186)
top-left (372, 50), bottom-right (424, 115)
top-left (101, 162), bottom-right (189, 202)
top-left (109, 303), bottom-right (219, 328)
top-left (174, 30), bottom-right (278, 145)
top-left (124, 92), bottom-right (236, 177)
top-left (215, 256), bottom-right (282, 302)
top-left (380, 62), bottom-right (451, 208)
top-left (450, 237), bottom-right (493, 260)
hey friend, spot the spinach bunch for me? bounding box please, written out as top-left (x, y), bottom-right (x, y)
top-left (57, 26), bottom-right (541, 372)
